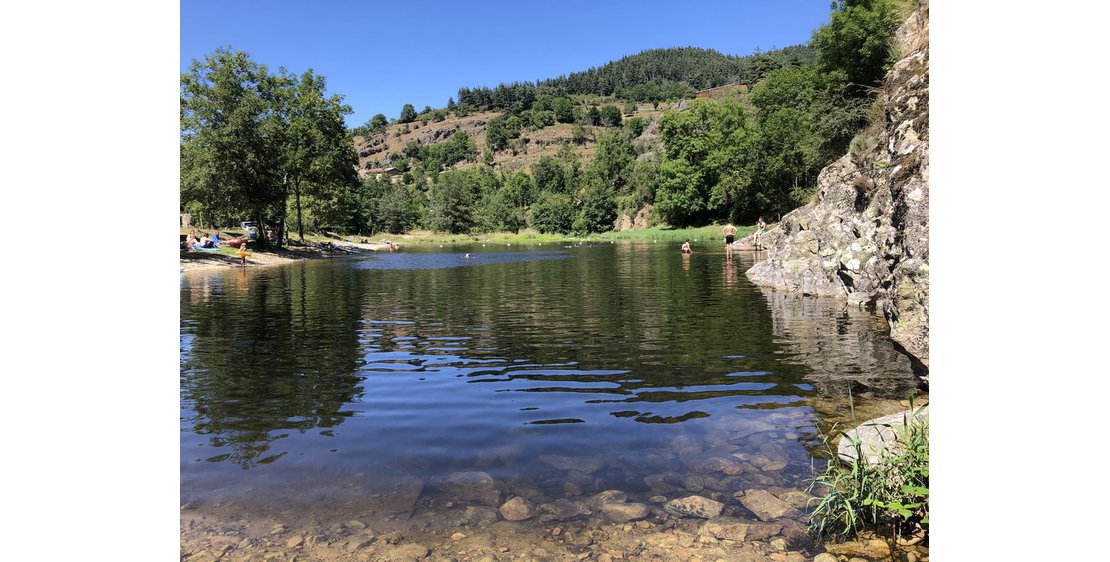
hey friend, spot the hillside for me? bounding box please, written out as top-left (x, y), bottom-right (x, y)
top-left (353, 101), bottom-right (668, 177)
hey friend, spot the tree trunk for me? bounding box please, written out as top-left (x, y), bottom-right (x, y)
top-left (295, 179), bottom-right (304, 242)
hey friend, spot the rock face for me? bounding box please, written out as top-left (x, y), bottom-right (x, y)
top-left (746, 1), bottom-right (930, 371)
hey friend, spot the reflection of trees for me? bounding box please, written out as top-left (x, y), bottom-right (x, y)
top-left (350, 245), bottom-right (821, 425)
top-left (181, 264), bottom-right (365, 468)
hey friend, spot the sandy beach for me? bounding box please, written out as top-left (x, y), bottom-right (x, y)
top-left (180, 242), bottom-right (385, 272)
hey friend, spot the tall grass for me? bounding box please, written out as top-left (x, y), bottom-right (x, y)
top-left (808, 397), bottom-right (929, 541)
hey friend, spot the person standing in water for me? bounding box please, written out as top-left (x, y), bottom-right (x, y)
top-left (681, 239), bottom-right (692, 254)
top-left (722, 223), bottom-right (737, 260)
top-left (755, 217), bottom-right (767, 250)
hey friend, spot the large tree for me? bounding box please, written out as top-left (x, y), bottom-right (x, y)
top-left (280, 69), bottom-right (359, 241)
top-left (181, 48), bottom-right (284, 241)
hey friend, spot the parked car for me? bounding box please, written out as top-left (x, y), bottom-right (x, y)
top-left (240, 221), bottom-right (258, 239)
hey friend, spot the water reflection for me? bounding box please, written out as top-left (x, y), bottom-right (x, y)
top-left (181, 243), bottom-right (919, 495)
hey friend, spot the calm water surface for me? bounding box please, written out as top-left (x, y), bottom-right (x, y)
top-left (180, 242), bottom-right (920, 524)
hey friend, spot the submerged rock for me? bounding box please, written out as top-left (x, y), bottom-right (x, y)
top-left (600, 502), bottom-right (649, 523)
top-left (499, 497), bottom-right (536, 521)
top-left (739, 489), bottom-right (799, 521)
top-left (663, 496), bottom-right (725, 519)
top-left (697, 517), bottom-right (750, 542)
top-left (435, 471), bottom-right (501, 507)
top-left (539, 454), bottom-right (603, 474)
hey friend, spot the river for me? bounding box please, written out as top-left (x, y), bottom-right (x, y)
top-left (180, 242), bottom-right (924, 561)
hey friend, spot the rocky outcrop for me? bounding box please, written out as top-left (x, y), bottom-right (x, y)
top-left (747, 1), bottom-right (930, 370)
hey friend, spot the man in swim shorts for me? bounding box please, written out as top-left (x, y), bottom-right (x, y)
top-left (722, 223), bottom-right (736, 259)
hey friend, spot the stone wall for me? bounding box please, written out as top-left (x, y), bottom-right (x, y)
top-left (746, 1), bottom-right (930, 370)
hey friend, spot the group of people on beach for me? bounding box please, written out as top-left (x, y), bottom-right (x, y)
top-left (182, 229), bottom-right (252, 265)
top-left (680, 217), bottom-right (768, 257)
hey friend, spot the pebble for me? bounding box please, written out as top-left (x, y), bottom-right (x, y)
top-left (451, 532), bottom-right (467, 540)
top-left (285, 535), bottom-right (304, 548)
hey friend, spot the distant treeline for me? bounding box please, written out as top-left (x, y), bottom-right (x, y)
top-left (454, 46), bottom-right (814, 113)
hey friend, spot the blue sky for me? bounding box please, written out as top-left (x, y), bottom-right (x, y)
top-left (181, 0), bottom-right (832, 127)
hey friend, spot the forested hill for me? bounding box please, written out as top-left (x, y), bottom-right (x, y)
top-left (538, 46), bottom-right (814, 97)
top-left (456, 45), bottom-right (814, 108)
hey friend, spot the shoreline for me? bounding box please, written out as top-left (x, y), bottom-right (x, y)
top-left (180, 242), bottom-right (385, 272)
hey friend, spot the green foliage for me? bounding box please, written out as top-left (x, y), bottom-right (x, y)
top-left (624, 117), bottom-right (646, 138)
top-left (587, 106), bottom-right (601, 126)
top-left (572, 124), bottom-right (590, 145)
top-left (573, 184), bottom-right (617, 234)
top-left (599, 105), bottom-right (623, 127)
top-left (652, 158), bottom-right (705, 226)
top-left (426, 169), bottom-right (476, 233)
top-left (533, 156), bottom-right (568, 194)
top-left (486, 116), bottom-right (510, 152)
top-left (811, 0), bottom-right (903, 92)
top-left (553, 97), bottom-right (575, 123)
top-left (623, 101), bottom-right (637, 115)
top-left (585, 129), bottom-right (635, 195)
top-left (528, 192), bottom-right (576, 234)
top-left (399, 103), bottom-right (417, 123)
top-left (808, 400), bottom-right (930, 541)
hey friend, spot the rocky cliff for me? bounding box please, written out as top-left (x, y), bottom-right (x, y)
top-left (746, 1), bottom-right (929, 371)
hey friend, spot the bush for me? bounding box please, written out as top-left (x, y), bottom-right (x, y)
top-left (528, 192), bottom-right (575, 233)
top-left (808, 399), bottom-right (929, 541)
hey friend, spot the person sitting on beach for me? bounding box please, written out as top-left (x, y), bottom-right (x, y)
top-left (198, 232), bottom-right (214, 248)
top-left (681, 239), bottom-right (692, 254)
top-left (185, 229), bottom-right (199, 249)
top-left (211, 230), bottom-right (222, 246)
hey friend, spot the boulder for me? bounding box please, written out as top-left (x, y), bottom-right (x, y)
top-left (600, 502), bottom-right (649, 523)
top-left (663, 496), bottom-right (725, 519)
top-left (498, 497), bottom-right (535, 521)
top-left (738, 489), bottom-right (799, 521)
top-left (697, 517), bottom-right (750, 542)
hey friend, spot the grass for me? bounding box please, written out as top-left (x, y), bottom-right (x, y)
top-left (807, 396), bottom-right (929, 542)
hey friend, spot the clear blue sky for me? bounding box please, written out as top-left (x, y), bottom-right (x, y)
top-left (181, 0), bottom-right (832, 127)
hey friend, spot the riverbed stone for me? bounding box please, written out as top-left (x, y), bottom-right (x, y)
top-left (378, 543), bottom-right (430, 562)
top-left (539, 454), bottom-right (603, 474)
top-left (813, 554), bottom-right (838, 562)
top-left (539, 498), bottom-right (592, 520)
top-left (590, 490), bottom-right (628, 507)
top-left (499, 496), bottom-right (536, 521)
top-left (663, 496), bottom-right (725, 519)
top-left (697, 517), bottom-right (750, 542)
top-left (600, 502), bottom-right (649, 523)
top-left (823, 538), bottom-right (892, 559)
top-left (739, 489), bottom-right (799, 521)
top-left (690, 456), bottom-right (746, 476)
top-left (437, 471), bottom-right (501, 507)
top-left (744, 521), bottom-right (784, 541)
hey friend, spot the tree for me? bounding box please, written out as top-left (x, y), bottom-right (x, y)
top-left (811, 0), bottom-right (902, 93)
top-left (587, 105), bottom-right (601, 126)
top-left (599, 105), bottom-right (623, 127)
top-left (532, 156), bottom-right (567, 194)
top-left (585, 129), bottom-right (635, 194)
top-left (426, 170), bottom-right (476, 233)
top-left (528, 192), bottom-right (575, 233)
top-left (279, 69), bottom-right (359, 241)
top-left (181, 48), bottom-right (285, 243)
top-left (370, 113), bottom-right (388, 132)
top-left (623, 101), bottom-right (637, 115)
top-left (447, 97), bottom-right (456, 111)
top-left (399, 103), bottom-right (417, 123)
top-left (553, 97), bottom-right (575, 123)
top-left (573, 184), bottom-right (616, 234)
